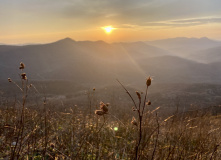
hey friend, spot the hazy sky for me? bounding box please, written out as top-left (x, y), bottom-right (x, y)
top-left (1, 0), bottom-right (221, 44)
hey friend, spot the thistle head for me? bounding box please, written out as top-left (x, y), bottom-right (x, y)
top-left (21, 73), bottom-right (27, 80)
top-left (19, 62), bottom-right (25, 70)
top-left (8, 78), bottom-right (12, 82)
top-left (146, 76), bottom-right (152, 87)
top-left (131, 117), bottom-right (138, 126)
top-left (132, 106), bottom-right (136, 111)
top-left (147, 100), bottom-right (151, 105)
top-left (100, 101), bottom-right (108, 113)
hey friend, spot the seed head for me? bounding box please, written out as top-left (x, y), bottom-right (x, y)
top-left (21, 73), bottom-right (27, 80)
top-left (19, 62), bottom-right (25, 70)
top-left (132, 106), bottom-right (136, 111)
top-left (146, 77), bottom-right (152, 86)
top-left (100, 101), bottom-right (108, 113)
top-left (8, 78), bottom-right (12, 82)
top-left (147, 100), bottom-right (151, 105)
top-left (136, 91), bottom-right (141, 100)
top-left (131, 117), bottom-right (138, 126)
top-left (95, 110), bottom-right (105, 116)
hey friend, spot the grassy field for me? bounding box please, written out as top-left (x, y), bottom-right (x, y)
top-left (1, 99), bottom-right (221, 159)
top-left (1, 63), bottom-right (221, 159)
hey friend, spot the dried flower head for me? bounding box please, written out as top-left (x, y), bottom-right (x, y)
top-left (132, 106), bottom-right (136, 111)
top-left (147, 101), bottom-right (151, 105)
top-left (146, 76), bottom-right (152, 86)
top-left (100, 101), bottom-right (108, 113)
top-left (19, 62), bottom-right (25, 70)
top-left (21, 73), bottom-right (27, 80)
top-left (8, 78), bottom-right (12, 82)
top-left (131, 117), bottom-right (138, 126)
top-left (136, 91), bottom-right (141, 100)
top-left (95, 110), bottom-right (105, 116)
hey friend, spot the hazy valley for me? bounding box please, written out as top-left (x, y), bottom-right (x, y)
top-left (1, 37), bottom-right (221, 112)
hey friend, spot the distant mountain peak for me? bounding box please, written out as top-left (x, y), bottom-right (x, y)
top-left (95, 40), bottom-right (108, 45)
top-left (54, 37), bottom-right (76, 44)
top-left (200, 37), bottom-right (209, 40)
top-left (60, 37), bottom-right (75, 42)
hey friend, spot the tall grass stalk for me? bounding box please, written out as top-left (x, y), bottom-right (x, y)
top-left (117, 77), bottom-right (152, 159)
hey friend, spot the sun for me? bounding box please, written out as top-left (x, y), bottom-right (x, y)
top-left (102, 26), bottom-right (115, 34)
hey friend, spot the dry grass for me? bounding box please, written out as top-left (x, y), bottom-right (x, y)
top-left (1, 103), bottom-right (221, 159)
top-left (1, 63), bottom-right (221, 159)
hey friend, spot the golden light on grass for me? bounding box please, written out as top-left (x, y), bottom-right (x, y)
top-left (102, 26), bottom-right (116, 34)
top-left (4, 62), bottom-right (221, 159)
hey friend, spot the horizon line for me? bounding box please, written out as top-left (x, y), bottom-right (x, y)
top-left (1, 36), bottom-right (220, 46)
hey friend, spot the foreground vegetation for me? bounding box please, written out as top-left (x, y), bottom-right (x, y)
top-left (1, 63), bottom-right (221, 159)
top-left (1, 102), bottom-right (221, 159)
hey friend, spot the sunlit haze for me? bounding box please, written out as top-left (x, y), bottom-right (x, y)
top-left (1, 0), bottom-right (221, 44)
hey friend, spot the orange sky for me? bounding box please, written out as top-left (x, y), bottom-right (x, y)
top-left (1, 0), bottom-right (221, 44)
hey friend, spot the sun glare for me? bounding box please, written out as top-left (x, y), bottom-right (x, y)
top-left (102, 26), bottom-right (115, 34)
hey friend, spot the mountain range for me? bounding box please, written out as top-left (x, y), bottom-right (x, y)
top-left (1, 37), bottom-right (221, 86)
top-left (147, 37), bottom-right (221, 57)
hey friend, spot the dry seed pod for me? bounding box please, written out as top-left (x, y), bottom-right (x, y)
top-left (100, 101), bottom-right (108, 113)
top-left (132, 106), bottom-right (136, 111)
top-left (95, 110), bottom-right (105, 116)
top-left (19, 62), bottom-right (25, 69)
top-left (21, 73), bottom-right (27, 80)
top-left (8, 78), bottom-right (12, 82)
top-left (136, 91), bottom-right (141, 100)
top-left (147, 101), bottom-right (151, 105)
top-left (146, 77), bottom-right (152, 86)
top-left (131, 117), bottom-right (138, 126)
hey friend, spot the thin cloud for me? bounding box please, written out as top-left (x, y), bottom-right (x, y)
top-left (171, 17), bottom-right (221, 24)
top-left (144, 17), bottom-right (221, 28)
top-left (2, 0), bottom-right (221, 26)
top-left (114, 17), bottom-right (221, 31)
top-left (1, 0), bottom-right (221, 42)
